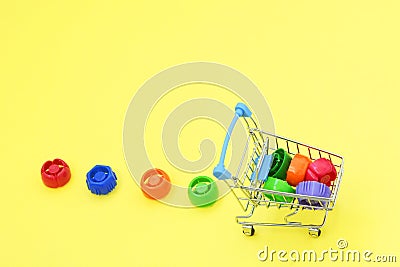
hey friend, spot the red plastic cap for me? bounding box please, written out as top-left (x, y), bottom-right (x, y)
top-left (41, 159), bottom-right (71, 188)
top-left (305, 158), bottom-right (337, 186)
top-left (140, 169), bottom-right (171, 200)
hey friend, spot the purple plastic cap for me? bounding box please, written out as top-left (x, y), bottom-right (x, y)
top-left (296, 181), bottom-right (331, 207)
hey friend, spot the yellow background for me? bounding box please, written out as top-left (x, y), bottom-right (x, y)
top-left (1, 1), bottom-right (399, 266)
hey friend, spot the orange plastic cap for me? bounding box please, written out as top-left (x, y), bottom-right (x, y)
top-left (286, 154), bottom-right (312, 186)
top-left (140, 168), bottom-right (171, 200)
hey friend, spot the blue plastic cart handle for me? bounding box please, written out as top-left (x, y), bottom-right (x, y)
top-left (213, 103), bottom-right (252, 180)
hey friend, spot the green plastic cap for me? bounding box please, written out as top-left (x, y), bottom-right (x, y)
top-left (263, 177), bottom-right (295, 203)
top-left (188, 176), bottom-right (219, 207)
top-left (269, 148), bottom-right (292, 180)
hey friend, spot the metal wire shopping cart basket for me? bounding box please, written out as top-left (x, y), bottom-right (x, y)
top-left (213, 103), bottom-right (344, 237)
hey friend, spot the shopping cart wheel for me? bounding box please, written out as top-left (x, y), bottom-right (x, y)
top-left (308, 228), bottom-right (321, 237)
top-left (242, 225), bottom-right (255, 236)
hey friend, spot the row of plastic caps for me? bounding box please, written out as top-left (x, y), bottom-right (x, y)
top-left (41, 159), bottom-right (117, 195)
top-left (140, 169), bottom-right (218, 207)
top-left (41, 159), bottom-right (219, 207)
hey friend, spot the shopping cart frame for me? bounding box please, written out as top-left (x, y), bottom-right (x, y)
top-left (213, 103), bottom-right (344, 237)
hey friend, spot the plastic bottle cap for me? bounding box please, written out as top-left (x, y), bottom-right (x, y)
top-left (296, 181), bottom-right (331, 207)
top-left (251, 154), bottom-right (273, 182)
top-left (286, 154), bottom-right (312, 186)
top-left (140, 169), bottom-right (171, 200)
top-left (262, 177), bottom-right (295, 203)
top-left (41, 159), bottom-right (71, 188)
top-left (188, 176), bottom-right (219, 207)
top-left (86, 165), bottom-right (117, 195)
top-left (269, 148), bottom-right (292, 180)
top-left (305, 158), bottom-right (337, 186)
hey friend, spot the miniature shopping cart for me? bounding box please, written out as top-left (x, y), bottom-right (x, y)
top-left (213, 103), bottom-right (344, 237)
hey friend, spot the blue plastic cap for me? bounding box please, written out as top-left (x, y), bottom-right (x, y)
top-left (250, 154), bottom-right (273, 182)
top-left (235, 103), bottom-right (252, 117)
top-left (86, 165), bottom-right (117, 195)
